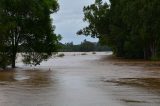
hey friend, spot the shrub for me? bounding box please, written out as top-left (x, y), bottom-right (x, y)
top-left (57, 53), bottom-right (65, 57)
top-left (0, 53), bottom-right (11, 69)
top-left (92, 52), bottom-right (96, 54)
top-left (81, 53), bottom-right (87, 55)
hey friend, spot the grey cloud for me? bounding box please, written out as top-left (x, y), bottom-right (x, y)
top-left (52, 0), bottom-right (109, 44)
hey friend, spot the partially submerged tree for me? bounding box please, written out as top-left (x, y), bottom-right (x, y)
top-left (0, 0), bottom-right (60, 68)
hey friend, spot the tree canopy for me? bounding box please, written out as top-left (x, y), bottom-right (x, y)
top-left (77, 0), bottom-right (110, 45)
top-left (0, 0), bottom-right (60, 68)
top-left (78, 0), bottom-right (160, 60)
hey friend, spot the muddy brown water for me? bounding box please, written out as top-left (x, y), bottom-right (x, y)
top-left (0, 52), bottom-right (160, 106)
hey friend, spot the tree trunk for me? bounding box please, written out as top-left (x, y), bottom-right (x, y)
top-left (11, 43), bottom-right (18, 68)
top-left (150, 41), bottom-right (156, 58)
top-left (143, 48), bottom-right (146, 59)
top-left (12, 52), bottom-right (16, 68)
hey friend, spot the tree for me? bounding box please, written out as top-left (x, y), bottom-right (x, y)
top-left (77, 0), bottom-right (110, 45)
top-left (80, 39), bottom-right (95, 52)
top-left (78, 0), bottom-right (160, 60)
top-left (0, 0), bottom-right (60, 68)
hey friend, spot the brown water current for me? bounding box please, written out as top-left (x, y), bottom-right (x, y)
top-left (0, 52), bottom-right (160, 106)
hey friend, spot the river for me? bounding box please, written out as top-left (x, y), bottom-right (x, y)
top-left (0, 52), bottom-right (159, 106)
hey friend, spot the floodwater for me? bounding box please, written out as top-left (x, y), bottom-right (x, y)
top-left (0, 52), bottom-right (160, 106)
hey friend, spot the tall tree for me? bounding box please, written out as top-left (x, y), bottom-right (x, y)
top-left (78, 0), bottom-right (160, 60)
top-left (0, 0), bottom-right (60, 68)
top-left (77, 0), bottom-right (110, 45)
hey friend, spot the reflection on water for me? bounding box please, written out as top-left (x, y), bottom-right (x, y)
top-left (0, 70), bottom-right (53, 87)
top-left (0, 69), bottom-right (57, 106)
top-left (0, 71), bottom-right (16, 82)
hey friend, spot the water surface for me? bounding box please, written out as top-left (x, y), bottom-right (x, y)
top-left (0, 52), bottom-right (160, 106)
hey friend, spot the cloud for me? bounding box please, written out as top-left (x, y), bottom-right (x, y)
top-left (51, 0), bottom-right (109, 44)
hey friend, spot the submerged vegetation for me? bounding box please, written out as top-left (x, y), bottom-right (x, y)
top-left (81, 53), bottom-right (87, 55)
top-left (0, 0), bottom-right (60, 68)
top-left (78, 0), bottom-right (160, 60)
top-left (57, 53), bottom-right (65, 57)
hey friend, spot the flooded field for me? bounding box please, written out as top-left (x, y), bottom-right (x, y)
top-left (0, 52), bottom-right (160, 106)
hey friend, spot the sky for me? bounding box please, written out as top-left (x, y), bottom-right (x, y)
top-left (51, 0), bottom-right (109, 44)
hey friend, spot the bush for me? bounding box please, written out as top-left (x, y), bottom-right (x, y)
top-left (57, 53), bottom-right (65, 57)
top-left (92, 52), bottom-right (96, 54)
top-left (81, 53), bottom-right (87, 55)
top-left (150, 55), bottom-right (160, 61)
top-left (22, 53), bottom-right (50, 66)
top-left (0, 53), bottom-right (11, 69)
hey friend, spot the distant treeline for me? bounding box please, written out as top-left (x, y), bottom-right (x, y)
top-left (78, 0), bottom-right (160, 60)
top-left (59, 40), bottom-right (111, 52)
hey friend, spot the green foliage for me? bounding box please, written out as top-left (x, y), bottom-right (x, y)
top-left (0, 0), bottom-right (60, 68)
top-left (78, 0), bottom-right (160, 60)
top-left (80, 40), bottom-right (95, 52)
top-left (77, 0), bottom-right (110, 43)
top-left (0, 53), bottom-right (11, 69)
top-left (22, 53), bottom-right (49, 66)
top-left (150, 52), bottom-right (160, 61)
top-left (59, 40), bottom-right (111, 52)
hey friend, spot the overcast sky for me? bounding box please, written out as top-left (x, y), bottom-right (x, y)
top-left (51, 0), bottom-right (109, 44)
